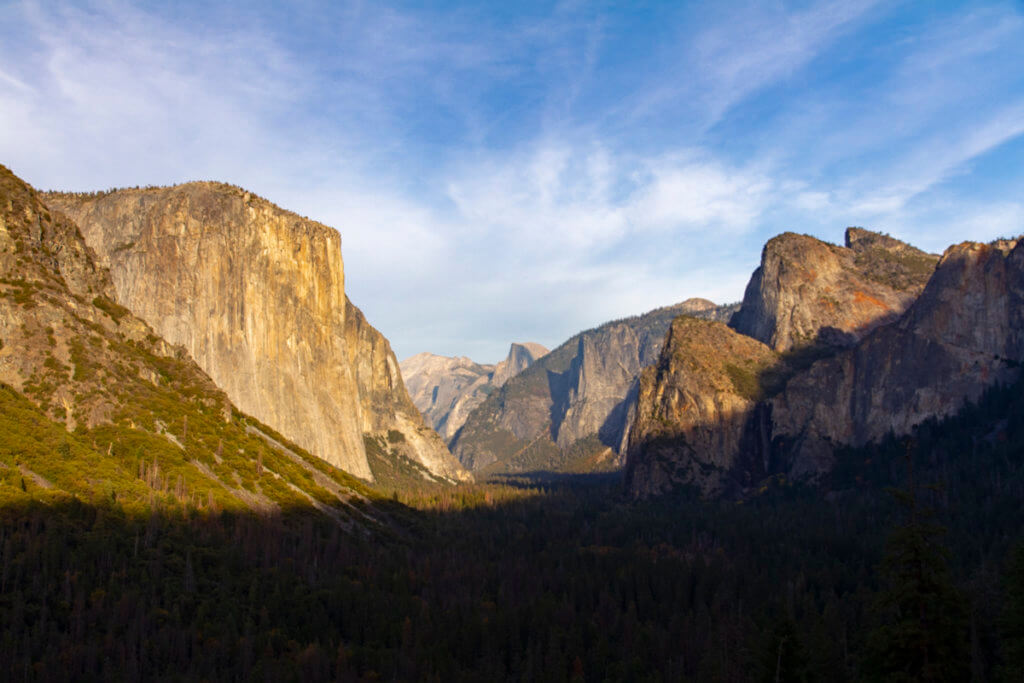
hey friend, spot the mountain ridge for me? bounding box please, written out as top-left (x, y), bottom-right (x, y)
top-left (451, 298), bottom-right (739, 474)
top-left (44, 182), bottom-right (469, 483)
top-left (401, 341), bottom-right (549, 442)
top-left (0, 163), bottom-right (385, 525)
top-left (627, 230), bottom-right (1023, 497)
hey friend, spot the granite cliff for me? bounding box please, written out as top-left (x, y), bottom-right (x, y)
top-left (344, 298), bottom-right (469, 481)
top-left (627, 230), bottom-right (1024, 498)
top-left (453, 298), bottom-right (738, 474)
top-left (771, 237), bottom-right (1024, 479)
top-left (1, 163), bottom-right (382, 523)
top-left (729, 228), bottom-right (938, 351)
top-left (45, 183), bottom-right (467, 482)
top-left (400, 342), bottom-right (548, 442)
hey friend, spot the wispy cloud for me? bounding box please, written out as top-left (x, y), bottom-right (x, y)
top-left (1, 0), bottom-right (306, 189)
top-left (1, 0), bottom-right (1022, 360)
top-left (620, 0), bottom-right (882, 133)
top-left (842, 101), bottom-right (1024, 216)
top-left (0, 67), bottom-right (32, 92)
top-left (446, 143), bottom-right (771, 251)
top-left (690, 0), bottom-right (883, 124)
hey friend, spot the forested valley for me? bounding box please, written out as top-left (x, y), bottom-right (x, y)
top-left (3, 376), bottom-right (1024, 682)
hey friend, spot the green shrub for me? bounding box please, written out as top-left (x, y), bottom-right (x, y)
top-left (92, 295), bottom-right (131, 323)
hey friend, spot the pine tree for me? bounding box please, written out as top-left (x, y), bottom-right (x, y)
top-left (1000, 543), bottom-right (1024, 680)
top-left (760, 615), bottom-right (808, 683)
top-left (864, 446), bottom-right (969, 681)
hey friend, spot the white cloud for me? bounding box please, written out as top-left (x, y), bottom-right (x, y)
top-left (446, 142), bottom-right (772, 255)
top-left (627, 157), bottom-right (771, 231)
top-left (1, 0), bottom-right (1021, 362)
top-left (0, 1), bottom-right (307, 190)
top-left (872, 200), bottom-right (1024, 256)
top-left (692, 0), bottom-right (882, 121)
top-left (953, 203), bottom-right (1024, 242)
top-left (839, 100), bottom-right (1024, 218)
top-left (892, 8), bottom-right (1023, 80)
top-left (792, 191), bottom-right (832, 212)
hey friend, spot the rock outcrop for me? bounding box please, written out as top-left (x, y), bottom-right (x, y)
top-left (345, 298), bottom-right (470, 481)
top-left (1, 164), bottom-right (146, 426)
top-left (772, 237), bottom-right (1024, 478)
top-left (452, 299), bottom-right (739, 474)
top-left (626, 231), bottom-right (1024, 498)
top-left (1, 163), bottom-right (385, 525)
top-left (729, 228), bottom-right (938, 351)
top-left (625, 318), bottom-right (779, 497)
top-left (401, 342), bottom-right (548, 443)
top-left (491, 342), bottom-right (549, 388)
top-left (45, 183), bottom-right (467, 482)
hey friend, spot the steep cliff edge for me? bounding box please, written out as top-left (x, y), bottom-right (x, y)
top-left (452, 298), bottom-right (739, 474)
top-left (626, 232), bottom-right (1023, 498)
top-left (772, 237), bottom-right (1024, 478)
top-left (45, 184), bottom-right (464, 482)
top-left (729, 228), bottom-right (937, 351)
top-left (491, 342), bottom-right (549, 388)
top-left (401, 342), bottom-right (549, 443)
top-left (1, 163), bottom-right (381, 524)
top-left (345, 298), bottom-right (470, 481)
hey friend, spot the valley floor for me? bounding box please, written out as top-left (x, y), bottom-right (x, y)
top-left (3, 378), bottom-right (1024, 681)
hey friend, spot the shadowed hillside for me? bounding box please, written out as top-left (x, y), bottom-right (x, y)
top-left (3, 374), bottom-right (1024, 680)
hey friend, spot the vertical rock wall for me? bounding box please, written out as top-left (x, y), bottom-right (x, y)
top-left (46, 183), bottom-right (465, 481)
top-left (626, 233), bottom-right (1024, 498)
top-left (729, 229), bottom-right (937, 351)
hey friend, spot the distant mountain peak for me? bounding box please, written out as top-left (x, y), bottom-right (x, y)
top-left (679, 297), bottom-right (718, 312)
top-left (400, 341), bottom-right (548, 443)
top-left (451, 299), bottom-right (740, 475)
top-left (492, 342), bottom-right (550, 388)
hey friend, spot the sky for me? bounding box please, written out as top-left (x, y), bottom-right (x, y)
top-left (1, 1), bottom-right (1023, 363)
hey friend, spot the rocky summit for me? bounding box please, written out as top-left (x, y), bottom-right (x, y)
top-left (401, 342), bottom-right (549, 443)
top-left (45, 184), bottom-right (468, 483)
top-left (0, 163), bottom-right (382, 524)
top-left (729, 228), bottom-right (938, 351)
top-left (771, 237), bottom-right (1024, 479)
top-left (626, 230), bottom-right (1024, 497)
top-left (452, 298), bottom-right (739, 474)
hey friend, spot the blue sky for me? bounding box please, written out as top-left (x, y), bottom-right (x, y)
top-left (2, 1), bottom-right (1023, 362)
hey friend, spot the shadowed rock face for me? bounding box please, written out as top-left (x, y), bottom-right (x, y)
top-left (772, 238), bottom-right (1024, 478)
top-left (729, 228), bottom-right (938, 352)
top-left (452, 299), bottom-right (740, 474)
top-left (401, 342), bottom-right (549, 443)
top-left (626, 233), bottom-right (1024, 498)
top-left (625, 318), bottom-right (780, 497)
top-left (45, 184), bottom-right (467, 482)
